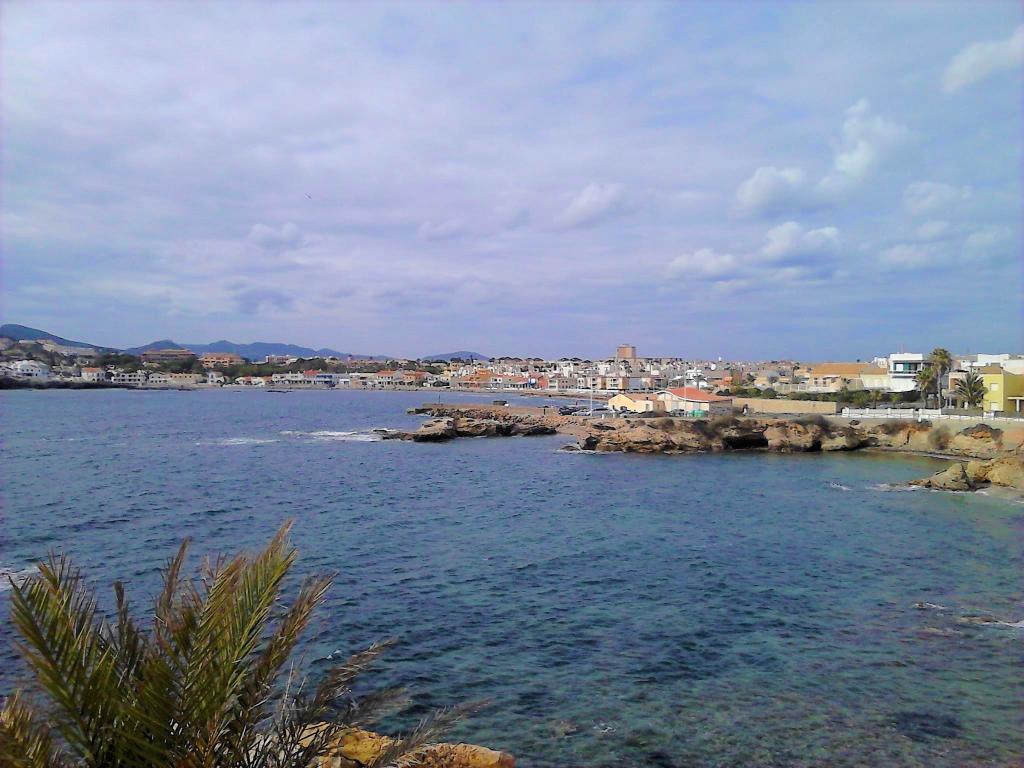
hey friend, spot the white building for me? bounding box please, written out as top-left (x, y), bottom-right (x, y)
top-left (656, 387), bottom-right (733, 416)
top-left (6, 360), bottom-right (53, 380)
top-left (111, 371), bottom-right (148, 386)
top-left (886, 353), bottom-right (926, 392)
top-left (79, 367), bottom-right (108, 383)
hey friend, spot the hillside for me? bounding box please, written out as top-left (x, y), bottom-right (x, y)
top-left (0, 324), bottom-right (111, 350)
top-left (422, 350), bottom-right (490, 361)
top-left (123, 338), bottom-right (382, 360)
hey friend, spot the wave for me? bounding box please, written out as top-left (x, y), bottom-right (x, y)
top-left (198, 437), bottom-right (279, 446)
top-left (828, 482), bottom-right (853, 491)
top-left (870, 483), bottom-right (922, 492)
top-left (0, 566), bottom-right (37, 592)
top-left (280, 429), bottom-right (383, 442)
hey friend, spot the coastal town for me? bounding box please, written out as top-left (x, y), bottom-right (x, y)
top-left (3, 334), bottom-right (1023, 419)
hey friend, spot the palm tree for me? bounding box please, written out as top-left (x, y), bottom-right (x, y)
top-left (955, 370), bottom-right (985, 409)
top-left (1, 523), bottom-right (467, 768)
top-left (915, 365), bottom-right (936, 407)
top-left (929, 348), bottom-right (952, 407)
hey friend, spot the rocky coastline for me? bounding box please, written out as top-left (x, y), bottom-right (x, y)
top-left (384, 404), bottom-right (1024, 494)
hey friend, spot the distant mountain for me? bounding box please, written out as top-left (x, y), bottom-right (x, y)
top-left (123, 338), bottom-right (382, 360)
top-left (421, 350), bottom-right (489, 362)
top-left (0, 324), bottom-right (111, 350)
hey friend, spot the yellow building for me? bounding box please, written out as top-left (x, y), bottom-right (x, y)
top-left (980, 365), bottom-right (1024, 413)
top-left (608, 393), bottom-right (665, 413)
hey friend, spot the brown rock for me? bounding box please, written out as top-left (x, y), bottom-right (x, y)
top-left (981, 457), bottom-right (1024, 489)
top-left (821, 426), bottom-right (863, 451)
top-left (313, 727), bottom-right (514, 768)
top-left (910, 462), bottom-right (973, 491)
top-left (763, 421), bottom-right (824, 452)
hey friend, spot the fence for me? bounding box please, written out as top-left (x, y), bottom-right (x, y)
top-left (841, 407), bottom-right (1024, 422)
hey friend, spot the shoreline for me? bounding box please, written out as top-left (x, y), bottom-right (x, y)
top-left (386, 403), bottom-right (1024, 496)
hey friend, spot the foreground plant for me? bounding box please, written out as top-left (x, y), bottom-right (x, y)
top-left (1, 523), bottom-right (467, 768)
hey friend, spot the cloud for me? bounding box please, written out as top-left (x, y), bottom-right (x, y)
top-left (666, 247), bottom-right (738, 278)
top-left (736, 167), bottom-right (807, 214)
top-left (903, 181), bottom-right (972, 215)
top-left (879, 244), bottom-right (930, 269)
top-left (943, 25), bottom-right (1024, 93)
top-left (417, 219), bottom-right (465, 241)
top-left (818, 99), bottom-right (908, 193)
top-left (737, 100), bottom-right (907, 213)
top-left (761, 221), bottom-right (840, 263)
top-left (554, 183), bottom-right (623, 228)
top-left (247, 223), bottom-right (305, 254)
top-left (915, 220), bottom-right (950, 240)
top-left (965, 226), bottom-right (1011, 252)
top-left (232, 287), bottom-right (294, 314)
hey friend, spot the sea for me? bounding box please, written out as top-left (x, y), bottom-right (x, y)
top-left (1, 388), bottom-right (1022, 767)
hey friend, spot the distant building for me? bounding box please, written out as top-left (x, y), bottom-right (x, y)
top-left (199, 352), bottom-right (244, 368)
top-left (799, 363), bottom-right (866, 393)
top-left (615, 344), bottom-right (637, 361)
top-left (141, 348), bottom-right (196, 364)
top-left (80, 367), bottom-right (108, 383)
top-left (5, 360), bottom-right (52, 380)
top-left (111, 371), bottom-right (148, 386)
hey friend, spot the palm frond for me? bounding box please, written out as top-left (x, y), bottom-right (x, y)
top-left (0, 691), bottom-right (69, 768)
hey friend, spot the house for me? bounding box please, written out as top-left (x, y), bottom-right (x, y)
top-left (199, 352), bottom-right (244, 368)
top-left (206, 371), bottom-right (227, 385)
top-left (608, 393), bottom-right (666, 413)
top-left (858, 364), bottom-right (892, 391)
top-left (980, 365), bottom-right (1024, 414)
top-left (111, 371), bottom-right (148, 386)
top-left (147, 372), bottom-right (172, 385)
top-left (80, 367), bottom-right (108, 383)
top-left (886, 353), bottom-right (926, 392)
top-left (6, 360), bottom-right (53, 380)
top-left (799, 363), bottom-right (866, 393)
top-left (169, 373), bottom-right (203, 386)
top-left (656, 387), bottom-right (733, 416)
top-left (235, 375), bottom-right (267, 387)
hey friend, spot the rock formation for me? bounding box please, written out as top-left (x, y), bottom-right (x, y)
top-left (395, 404), bottom-right (1023, 460)
top-left (910, 457), bottom-right (1024, 493)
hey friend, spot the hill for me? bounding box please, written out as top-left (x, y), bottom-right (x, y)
top-left (421, 351), bottom-right (490, 362)
top-left (0, 324), bottom-right (111, 350)
top-left (123, 338), bottom-right (382, 360)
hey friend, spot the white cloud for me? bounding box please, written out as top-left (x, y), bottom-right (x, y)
top-left (819, 99), bottom-right (908, 193)
top-left (903, 181), bottom-right (972, 215)
top-left (247, 222), bottom-right (304, 253)
top-left (965, 226), bottom-right (1011, 252)
top-left (880, 244), bottom-right (930, 269)
top-left (761, 221), bottom-right (840, 261)
top-left (916, 220), bottom-right (950, 240)
top-left (735, 166), bottom-right (807, 213)
top-left (417, 219), bottom-right (465, 241)
top-left (555, 183), bottom-right (623, 228)
top-left (666, 247), bottom-right (738, 279)
top-left (943, 25), bottom-right (1024, 93)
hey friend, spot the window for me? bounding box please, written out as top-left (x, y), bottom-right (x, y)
top-left (990, 383), bottom-right (999, 391)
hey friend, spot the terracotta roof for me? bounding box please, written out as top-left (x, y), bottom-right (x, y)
top-left (661, 387), bottom-right (732, 402)
top-left (980, 364), bottom-right (1007, 374)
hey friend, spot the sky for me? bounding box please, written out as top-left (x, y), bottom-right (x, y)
top-left (2, 1), bottom-right (1022, 360)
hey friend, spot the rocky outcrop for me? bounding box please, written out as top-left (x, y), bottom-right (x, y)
top-left (911, 457), bottom-right (1024, 493)
top-left (910, 462), bottom-right (974, 491)
top-left (385, 415), bottom-right (557, 442)
top-left (312, 727), bottom-right (514, 768)
top-left (397, 404), bottom-right (1021, 460)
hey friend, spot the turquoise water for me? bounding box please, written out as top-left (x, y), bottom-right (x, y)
top-left (1, 389), bottom-right (1022, 766)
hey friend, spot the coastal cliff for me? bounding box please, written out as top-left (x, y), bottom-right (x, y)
top-left (390, 404), bottom-right (1023, 461)
top-left (315, 728), bottom-right (514, 768)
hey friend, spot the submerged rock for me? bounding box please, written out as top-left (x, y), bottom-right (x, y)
top-left (311, 727), bottom-right (514, 768)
